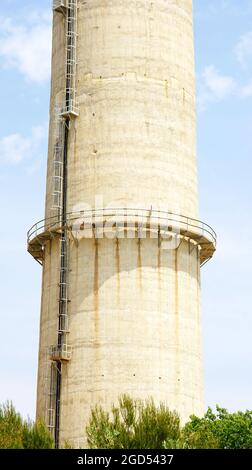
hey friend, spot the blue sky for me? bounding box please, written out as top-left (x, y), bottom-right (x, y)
top-left (0, 0), bottom-right (251, 419)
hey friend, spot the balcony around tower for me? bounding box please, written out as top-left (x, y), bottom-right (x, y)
top-left (27, 208), bottom-right (216, 267)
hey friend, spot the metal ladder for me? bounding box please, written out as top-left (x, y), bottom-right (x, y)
top-left (47, 0), bottom-right (79, 443)
top-left (51, 108), bottom-right (64, 213)
top-left (61, 0), bottom-right (79, 118)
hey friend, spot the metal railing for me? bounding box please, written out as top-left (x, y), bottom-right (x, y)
top-left (61, 99), bottom-right (79, 118)
top-left (49, 344), bottom-right (72, 362)
top-left (27, 207), bottom-right (217, 248)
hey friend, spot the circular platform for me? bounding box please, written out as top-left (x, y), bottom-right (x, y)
top-left (27, 208), bottom-right (216, 266)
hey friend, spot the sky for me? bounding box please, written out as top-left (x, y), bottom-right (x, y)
top-left (0, 0), bottom-right (251, 419)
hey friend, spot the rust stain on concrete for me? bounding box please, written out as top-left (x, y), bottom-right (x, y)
top-left (157, 235), bottom-right (161, 289)
top-left (174, 248), bottom-right (180, 404)
top-left (72, 238), bottom-right (79, 321)
top-left (197, 247), bottom-right (201, 324)
top-left (115, 238), bottom-right (121, 306)
top-left (74, 122), bottom-right (77, 163)
top-left (93, 239), bottom-right (99, 343)
top-left (137, 238), bottom-right (142, 290)
top-left (165, 80), bottom-right (168, 98)
top-left (48, 238), bottom-right (52, 257)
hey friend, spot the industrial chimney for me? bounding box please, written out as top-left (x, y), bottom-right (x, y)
top-left (28, 0), bottom-right (216, 448)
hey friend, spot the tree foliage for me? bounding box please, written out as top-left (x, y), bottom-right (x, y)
top-left (86, 395), bottom-right (181, 449)
top-left (183, 406), bottom-right (252, 449)
top-left (2, 398), bottom-right (252, 449)
top-left (0, 402), bottom-right (23, 448)
top-left (0, 402), bottom-right (54, 449)
top-left (87, 397), bottom-right (252, 449)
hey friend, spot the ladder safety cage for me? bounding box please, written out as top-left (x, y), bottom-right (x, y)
top-left (51, 108), bottom-right (65, 212)
top-left (61, 0), bottom-right (79, 118)
top-left (47, 362), bottom-right (57, 435)
top-left (58, 232), bottom-right (70, 332)
top-left (59, 313), bottom-right (69, 333)
top-left (48, 408), bottom-right (55, 434)
top-left (47, 0), bottom-right (79, 441)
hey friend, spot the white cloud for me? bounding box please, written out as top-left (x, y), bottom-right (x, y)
top-left (240, 81), bottom-right (252, 97)
top-left (235, 31), bottom-right (252, 67)
top-left (0, 125), bottom-right (47, 165)
top-left (0, 13), bottom-right (52, 83)
top-left (203, 65), bottom-right (236, 99)
top-left (198, 65), bottom-right (237, 110)
top-left (197, 29), bottom-right (252, 109)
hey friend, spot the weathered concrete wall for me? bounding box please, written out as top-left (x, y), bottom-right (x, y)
top-left (60, 236), bottom-right (203, 447)
top-left (36, 239), bottom-right (60, 421)
top-left (37, 234), bottom-right (203, 447)
top-left (45, 0), bottom-right (197, 219)
top-left (69, 0), bottom-right (197, 217)
top-left (37, 0), bottom-right (204, 447)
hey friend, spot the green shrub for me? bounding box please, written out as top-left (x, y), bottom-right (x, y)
top-left (0, 402), bottom-right (54, 449)
top-left (86, 395), bottom-right (181, 449)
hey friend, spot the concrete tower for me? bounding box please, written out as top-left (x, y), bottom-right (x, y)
top-left (28, 0), bottom-right (216, 448)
